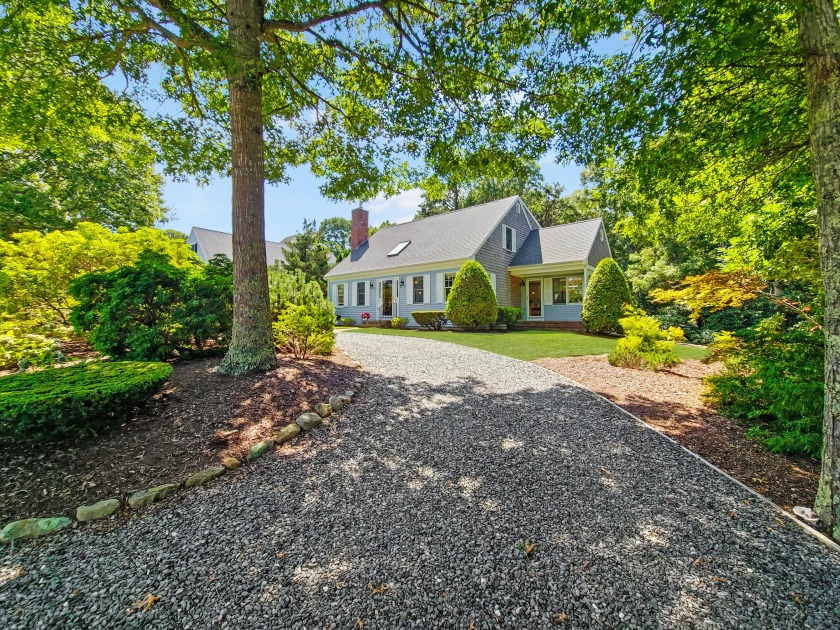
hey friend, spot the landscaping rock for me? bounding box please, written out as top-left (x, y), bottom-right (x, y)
top-left (328, 395), bottom-right (344, 412)
top-left (315, 402), bottom-right (332, 418)
top-left (185, 466), bottom-right (226, 488)
top-left (344, 389), bottom-right (356, 399)
top-left (1, 517), bottom-right (72, 543)
top-left (246, 439), bottom-right (274, 462)
top-left (296, 412), bottom-right (322, 431)
top-left (338, 394), bottom-right (352, 405)
top-left (222, 457), bottom-right (241, 470)
top-left (127, 483), bottom-right (179, 509)
top-left (273, 423), bottom-right (301, 444)
top-left (76, 499), bottom-right (120, 523)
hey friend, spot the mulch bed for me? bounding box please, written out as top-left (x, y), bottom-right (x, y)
top-left (535, 355), bottom-right (820, 511)
top-left (1, 351), bottom-right (361, 524)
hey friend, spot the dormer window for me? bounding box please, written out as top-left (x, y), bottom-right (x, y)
top-left (387, 241), bottom-right (411, 256)
top-left (502, 224), bottom-right (516, 252)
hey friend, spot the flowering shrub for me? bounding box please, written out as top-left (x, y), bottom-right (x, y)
top-left (360, 312), bottom-right (371, 322)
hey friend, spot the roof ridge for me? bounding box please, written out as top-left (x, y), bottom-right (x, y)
top-left (192, 226), bottom-right (285, 245)
top-left (370, 195), bottom-right (520, 233)
top-left (538, 217), bottom-right (603, 231)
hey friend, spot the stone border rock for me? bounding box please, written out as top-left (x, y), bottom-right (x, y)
top-left (0, 376), bottom-right (366, 545)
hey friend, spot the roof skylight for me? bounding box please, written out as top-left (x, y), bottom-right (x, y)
top-left (387, 240), bottom-right (411, 256)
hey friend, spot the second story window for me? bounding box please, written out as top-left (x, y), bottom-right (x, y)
top-left (502, 224), bottom-right (516, 252)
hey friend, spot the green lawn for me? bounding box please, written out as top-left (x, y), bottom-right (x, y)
top-left (341, 327), bottom-right (708, 362)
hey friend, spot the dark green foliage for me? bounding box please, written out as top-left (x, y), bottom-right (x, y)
top-left (0, 361), bottom-right (172, 440)
top-left (445, 261), bottom-right (498, 330)
top-left (282, 219), bottom-right (333, 294)
top-left (70, 250), bottom-right (233, 361)
top-left (495, 306), bottom-right (523, 330)
top-left (582, 259), bottom-right (634, 334)
top-left (650, 299), bottom-right (779, 345)
top-left (704, 316), bottom-right (824, 458)
top-left (411, 311), bottom-right (448, 330)
top-left (181, 254), bottom-right (233, 350)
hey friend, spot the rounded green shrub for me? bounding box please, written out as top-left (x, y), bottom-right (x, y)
top-left (581, 258), bottom-right (634, 334)
top-left (411, 311), bottom-right (448, 330)
top-left (445, 261), bottom-right (498, 330)
top-left (0, 361), bottom-right (172, 440)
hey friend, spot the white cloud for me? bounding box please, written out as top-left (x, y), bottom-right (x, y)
top-left (365, 188), bottom-right (423, 224)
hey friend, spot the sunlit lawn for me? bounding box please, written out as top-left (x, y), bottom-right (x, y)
top-left (341, 327), bottom-right (708, 361)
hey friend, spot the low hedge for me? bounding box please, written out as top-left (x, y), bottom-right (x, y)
top-left (411, 311), bottom-right (448, 330)
top-left (0, 361), bottom-right (173, 440)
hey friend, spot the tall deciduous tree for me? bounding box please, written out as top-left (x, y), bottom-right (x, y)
top-left (33, 0), bottom-right (539, 375)
top-left (522, 0), bottom-right (840, 538)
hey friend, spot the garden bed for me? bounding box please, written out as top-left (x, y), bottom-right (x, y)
top-left (0, 351), bottom-right (360, 523)
top-left (535, 355), bottom-right (820, 511)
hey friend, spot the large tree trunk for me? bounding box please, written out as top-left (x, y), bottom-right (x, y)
top-left (220, 0), bottom-right (278, 375)
top-left (798, 0), bottom-right (840, 540)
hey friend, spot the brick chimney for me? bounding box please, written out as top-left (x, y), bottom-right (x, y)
top-left (351, 206), bottom-right (369, 252)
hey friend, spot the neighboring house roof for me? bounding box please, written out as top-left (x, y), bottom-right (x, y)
top-left (325, 196), bottom-right (521, 278)
top-left (189, 227), bottom-right (289, 265)
top-left (510, 219), bottom-right (605, 267)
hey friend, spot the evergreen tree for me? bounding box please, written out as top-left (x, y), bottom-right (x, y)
top-left (281, 220), bottom-right (332, 295)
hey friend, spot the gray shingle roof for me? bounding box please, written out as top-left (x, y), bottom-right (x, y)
top-left (510, 219), bottom-right (604, 267)
top-left (325, 196), bottom-right (520, 277)
top-left (190, 227), bottom-right (289, 265)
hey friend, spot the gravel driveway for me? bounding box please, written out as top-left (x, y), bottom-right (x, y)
top-left (2, 334), bottom-right (839, 629)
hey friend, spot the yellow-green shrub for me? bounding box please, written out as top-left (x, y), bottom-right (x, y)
top-left (273, 303), bottom-right (335, 359)
top-left (609, 307), bottom-right (679, 370)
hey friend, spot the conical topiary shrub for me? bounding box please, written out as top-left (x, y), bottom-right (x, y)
top-left (445, 261), bottom-right (498, 330)
top-left (581, 258), bottom-right (634, 334)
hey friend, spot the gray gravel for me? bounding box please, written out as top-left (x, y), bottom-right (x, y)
top-left (2, 333), bottom-right (839, 629)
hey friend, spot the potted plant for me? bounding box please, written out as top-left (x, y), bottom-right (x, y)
top-left (360, 312), bottom-right (371, 325)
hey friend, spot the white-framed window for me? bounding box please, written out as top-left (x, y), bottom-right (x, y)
top-left (356, 282), bottom-right (366, 307)
top-left (190, 243), bottom-right (198, 253)
top-left (551, 276), bottom-right (584, 304)
top-left (412, 275), bottom-right (424, 304)
top-left (552, 277), bottom-right (566, 305)
top-left (336, 283), bottom-right (345, 307)
top-left (444, 273), bottom-right (456, 300)
top-left (502, 224), bottom-right (516, 252)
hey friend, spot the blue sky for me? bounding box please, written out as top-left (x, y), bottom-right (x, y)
top-left (162, 153), bottom-right (585, 240)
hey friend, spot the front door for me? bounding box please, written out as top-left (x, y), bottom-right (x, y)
top-left (528, 279), bottom-right (543, 319)
top-left (379, 279), bottom-right (395, 318)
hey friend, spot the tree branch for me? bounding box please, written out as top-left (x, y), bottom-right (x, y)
top-left (263, 1), bottom-right (387, 35)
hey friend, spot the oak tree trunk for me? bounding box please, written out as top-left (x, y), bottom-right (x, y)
top-left (798, 0), bottom-right (840, 539)
top-left (220, 0), bottom-right (278, 375)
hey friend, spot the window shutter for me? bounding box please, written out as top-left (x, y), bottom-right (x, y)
top-left (501, 225), bottom-right (506, 248)
top-left (543, 278), bottom-right (552, 306)
top-left (436, 273), bottom-right (444, 303)
top-left (407, 277), bottom-right (414, 305)
top-left (511, 228), bottom-right (517, 253)
top-left (330, 283), bottom-right (337, 306)
top-left (490, 273), bottom-right (497, 295)
top-left (351, 282), bottom-right (357, 307)
top-left (343, 283), bottom-right (349, 307)
top-left (364, 282), bottom-right (370, 307)
top-left (423, 274), bottom-right (431, 304)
